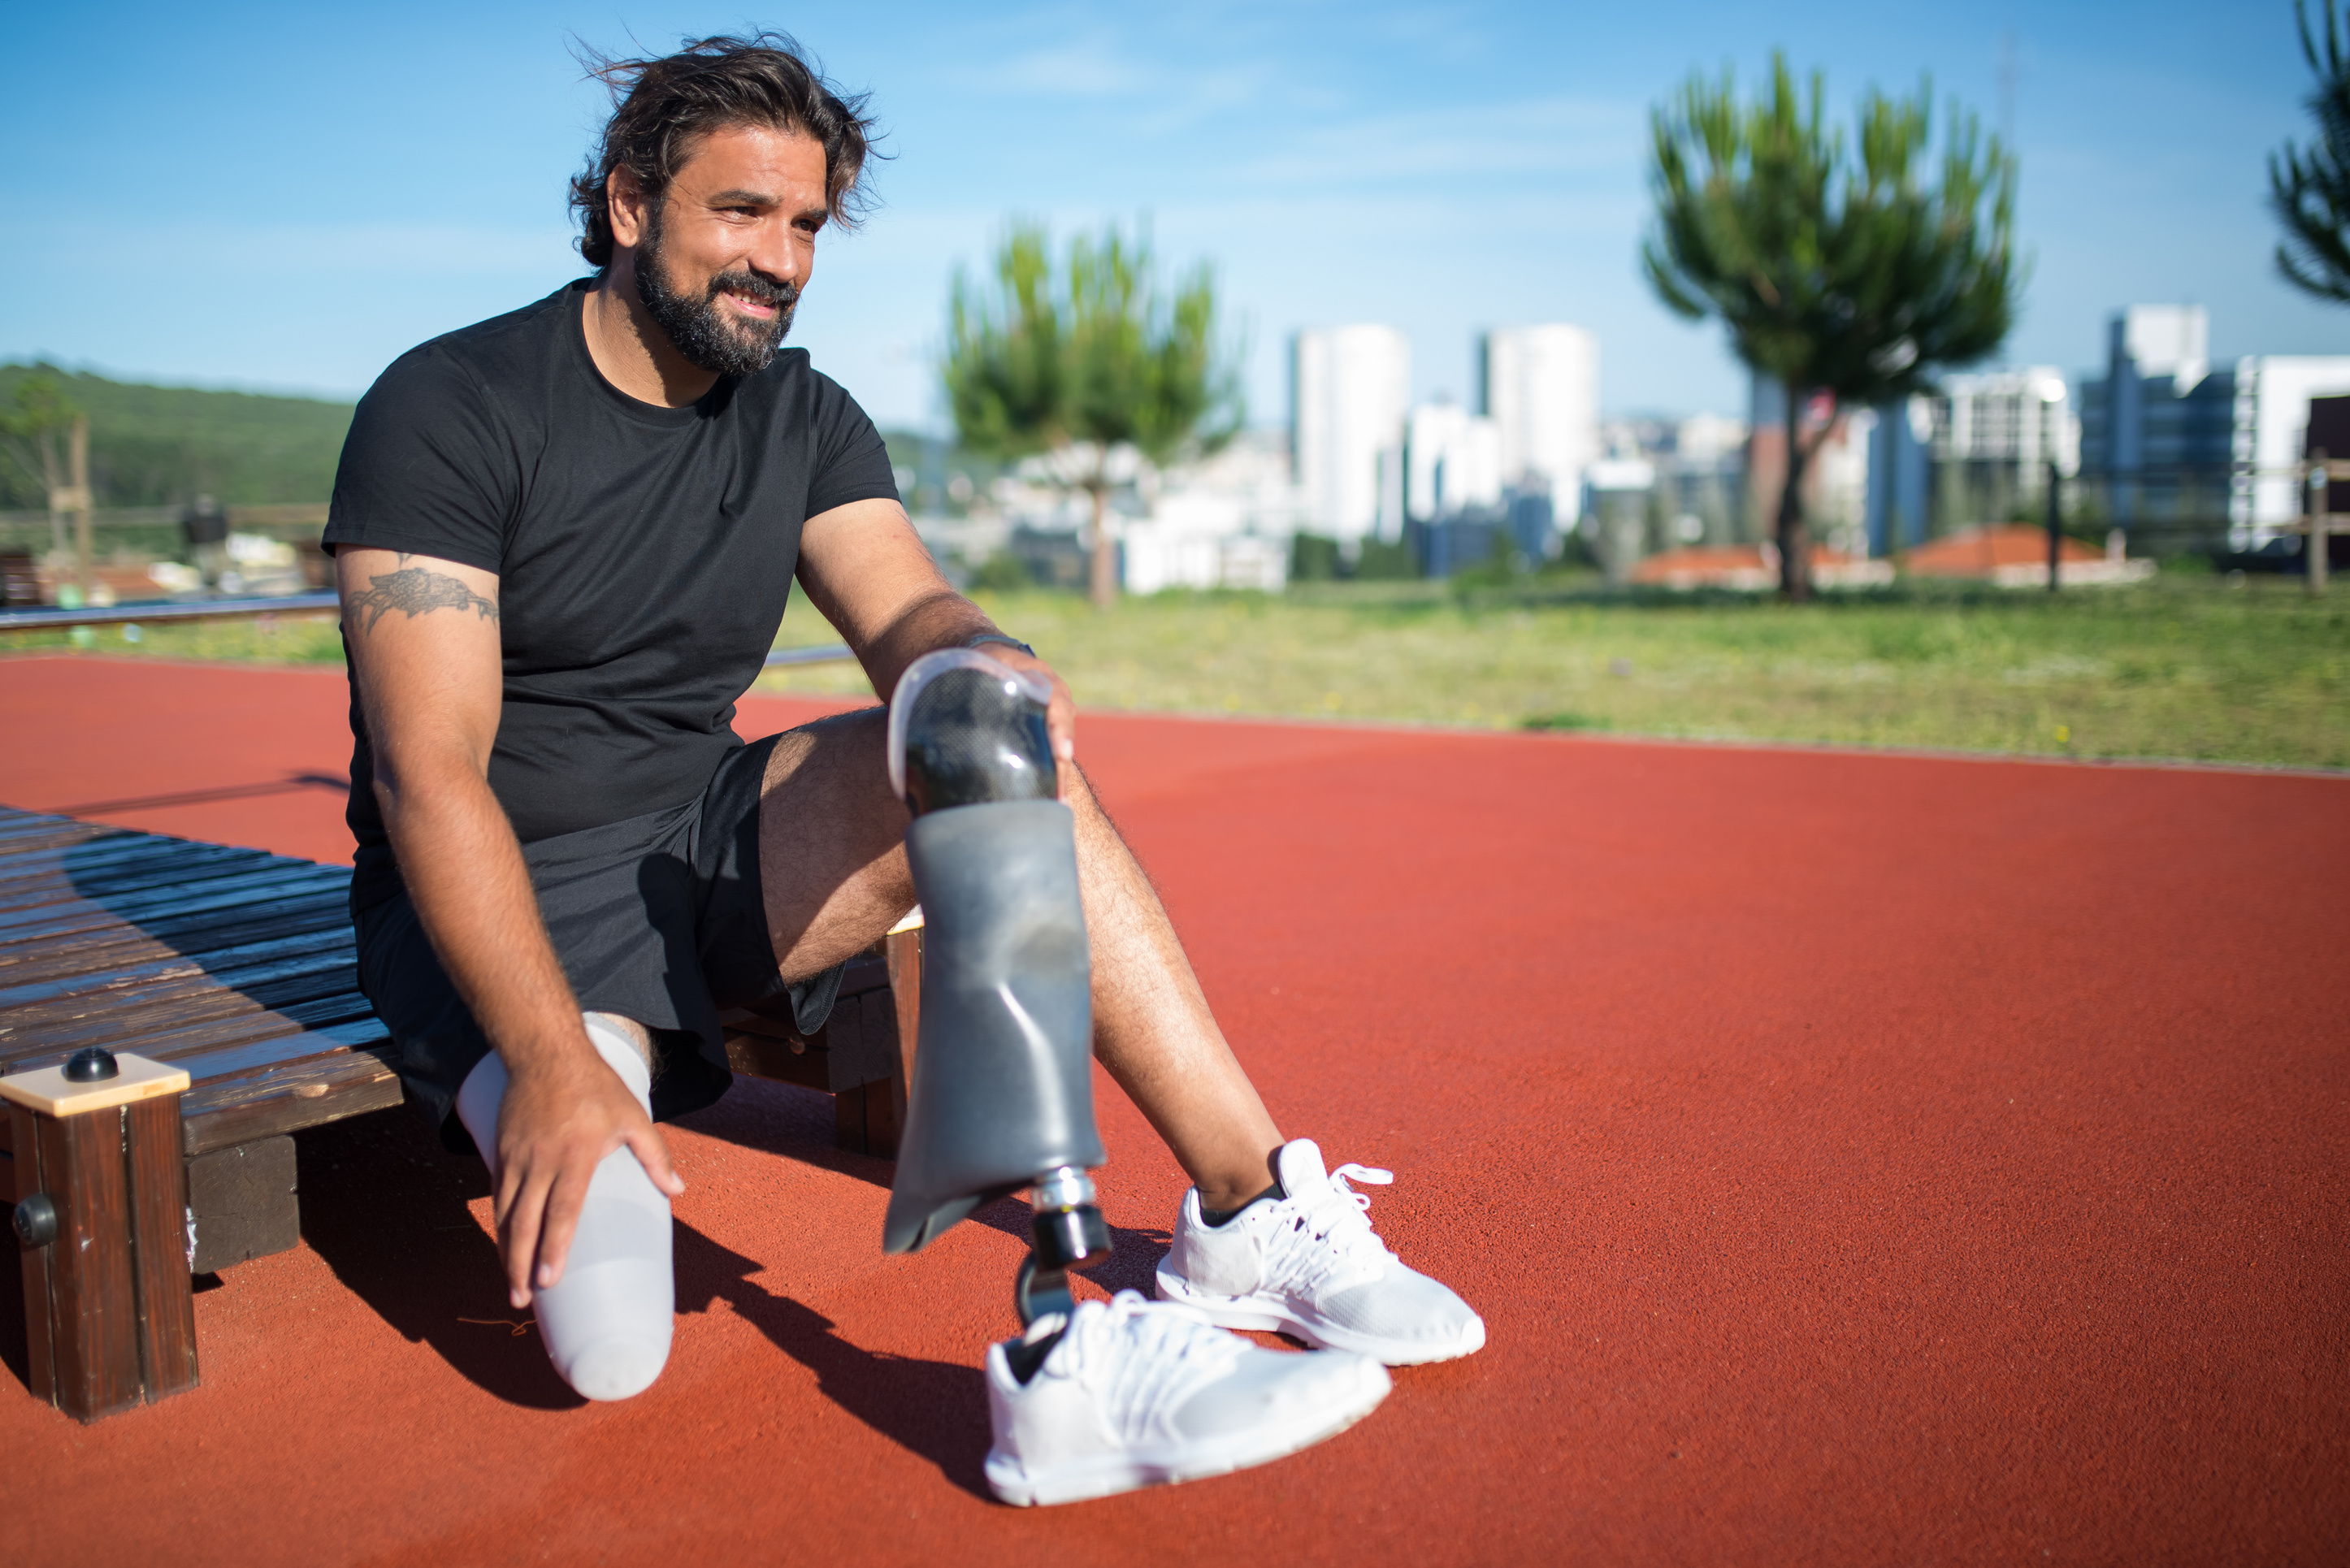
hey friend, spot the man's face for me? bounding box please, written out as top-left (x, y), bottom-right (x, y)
top-left (619, 123), bottom-right (830, 377)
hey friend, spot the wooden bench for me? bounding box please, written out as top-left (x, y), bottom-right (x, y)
top-left (0, 803), bottom-right (920, 1422)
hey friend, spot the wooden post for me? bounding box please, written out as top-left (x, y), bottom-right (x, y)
top-left (2046, 459), bottom-right (2062, 592)
top-left (882, 912), bottom-right (926, 1159)
top-left (4, 1053), bottom-right (199, 1422)
top-left (68, 414), bottom-right (94, 609)
top-left (2312, 450), bottom-right (2330, 597)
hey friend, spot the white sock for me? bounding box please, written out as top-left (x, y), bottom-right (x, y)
top-left (457, 1015), bottom-right (674, 1401)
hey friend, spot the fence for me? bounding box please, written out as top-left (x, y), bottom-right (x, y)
top-left (0, 505), bottom-right (327, 562)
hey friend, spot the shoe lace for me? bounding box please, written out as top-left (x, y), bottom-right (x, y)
top-left (1068, 1290), bottom-right (1247, 1440)
top-left (1263, 1163), bottom-right (1398, 1294)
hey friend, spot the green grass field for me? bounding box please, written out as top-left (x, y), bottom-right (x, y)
top-left (8, 572), bottom-right (2344, 769)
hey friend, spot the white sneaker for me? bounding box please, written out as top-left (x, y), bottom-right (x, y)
top-left (1156, 1138), bottom-right (1486, 1366)
top-left (983, 1290), bottom-right (1391, 1507)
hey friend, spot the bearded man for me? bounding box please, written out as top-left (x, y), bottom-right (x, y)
top-left (324, 33), bottom-right (1480, 1505)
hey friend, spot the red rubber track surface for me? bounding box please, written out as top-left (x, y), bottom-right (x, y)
top-left (1, 656), bottom-right (2343, 1565)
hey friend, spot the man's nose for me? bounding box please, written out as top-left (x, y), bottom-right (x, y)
top-left (748, 222), bottom-right (804, 288)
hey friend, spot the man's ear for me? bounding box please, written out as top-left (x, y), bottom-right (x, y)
top-left (607, 166), bottom-right (653, 253)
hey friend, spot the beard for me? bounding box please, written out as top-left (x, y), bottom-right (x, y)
top-left (633, 204), bottom-right (799, 377)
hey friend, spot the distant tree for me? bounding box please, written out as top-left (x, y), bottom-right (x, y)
top-left (0, 369), bottom-right (80, 505)
top-left (2273, 2), bottom-right (2350, 304)
top-left (1641, 57), bottom-right (2020, 598)
top-left (943, 221), bottom-right (1242, 608)
top-left (0, 370), bottom-right (82, 552)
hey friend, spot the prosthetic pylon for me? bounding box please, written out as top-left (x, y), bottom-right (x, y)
top-left (881, 650), bottom-right (1111, 1324)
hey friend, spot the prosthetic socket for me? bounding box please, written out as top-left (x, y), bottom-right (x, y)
top-left (882, 650), bottom-right (1111, 1324)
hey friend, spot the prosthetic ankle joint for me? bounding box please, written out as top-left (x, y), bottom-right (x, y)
top-left (882, 650), bottom-right (1111, 1326)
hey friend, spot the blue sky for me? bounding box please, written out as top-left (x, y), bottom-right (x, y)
top-left (4, 2), bottom-right (2345, 429)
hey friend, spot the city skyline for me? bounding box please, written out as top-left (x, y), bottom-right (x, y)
top-left (3, 2), bottom-right (2345, 428)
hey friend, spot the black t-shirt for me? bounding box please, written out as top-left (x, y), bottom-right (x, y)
top-left (323, 279), bottom-right (899, 907)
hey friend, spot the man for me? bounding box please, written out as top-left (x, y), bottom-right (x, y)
top-left (180, 494), bottom-right (229, 590)
top-left (326, 34), bottom-right (1480, 1505)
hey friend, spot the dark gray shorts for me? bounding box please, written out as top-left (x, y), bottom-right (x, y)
top-left (352, 733), bottom-right (846, 1146)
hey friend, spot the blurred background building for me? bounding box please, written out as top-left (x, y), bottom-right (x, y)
top-left (2079, 303), bottom-right (2350, 551)
top-left (875, 297), bottom-right (2350, 594)
top-left (1479, 325), bottom-right (1600, 525)
top-left (1292, 326), bottom-right (1411, 546)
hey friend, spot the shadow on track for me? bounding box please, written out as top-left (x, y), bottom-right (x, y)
top-left (674, 1219), bottom-right (992, 1498)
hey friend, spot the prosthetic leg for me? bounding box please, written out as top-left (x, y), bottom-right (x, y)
top-left (881, 650), bottom-right (1110, 1324)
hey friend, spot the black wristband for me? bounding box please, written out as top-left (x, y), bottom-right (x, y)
top-left (963, 632), bottom-right (1036, 659)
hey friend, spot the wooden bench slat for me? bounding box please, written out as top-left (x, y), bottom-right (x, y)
top-left (0, 925), bottom-right (359, 1012)
top-left (0, 893), bottom-right (353, 981)
top-left (0, 839), bottom-right (278, 896)
top-left (170, 1022), bottom-right (392, 1088)
top-left (0, 828), bottom-right (280, 873)
top-left (1, 974), bottom-right (372, 1059)
top-left (181, 1043), bottom-right (403, 1157)
top-left (2, 1009), bottom-right (388, 1080)
top-left (0, 938), bottom-right (357, 1022)
top-left (0, 867), bottom-right (347, 937)
top-left (0, 854), bottom-right (299, 914)
top-left (0, 899), bottom-right (354, 977)
top-left (0, 858), bottom-right (346, 923)
top-left (0, 866), bottom-right (353, 946)
top-left (0, 823), bottom-right (122, 859)
top-left (0, 815), bottom-right (122, 847)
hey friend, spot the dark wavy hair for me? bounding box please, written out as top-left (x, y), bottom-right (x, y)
top-left (569, 32), bottom-right (881, 268)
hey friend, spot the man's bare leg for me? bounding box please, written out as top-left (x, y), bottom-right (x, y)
top-left (755, 709), bottom-right (1282, 1212)
top-left (583, 1012), bottom-right (654, 1071)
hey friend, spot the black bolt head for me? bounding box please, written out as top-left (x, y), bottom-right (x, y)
top-left (13, 1193), bottom-right (57, 1250)
top-left (63, 1047), bottom-right (119, 1083)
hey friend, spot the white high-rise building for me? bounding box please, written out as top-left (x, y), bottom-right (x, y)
top-left (1933, 367), bottom-right (2079, 474)
top-left (2120, 304), bottom-right (2210, 390)
top-left (1404, 403), bottom-right (1503, 521)
top-left (1480, 324), bottom-right (1600, 521)
top-left (1292, 326), bottom-right (1411, 543)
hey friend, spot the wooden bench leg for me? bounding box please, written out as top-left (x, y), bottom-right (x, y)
top-left (11, 1088), bottom-right (199, 1421)
top-left (187, 1137), bottom-right (299, 1275)
top-left (719, 925), bottom-right (926, 1161)
top-left (878, 923), bottom-right (923, 1159)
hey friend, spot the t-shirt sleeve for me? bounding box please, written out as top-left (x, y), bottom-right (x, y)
top-left (321, 347), bottom-right (517, 574)
top-left (803, 370), bottom-right (903, 518)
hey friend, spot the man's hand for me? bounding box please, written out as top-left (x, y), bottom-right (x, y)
top-left (795, 497), bottom-right (1080, 781)
top-left (492, 1037), bottom-right (687, 1309)
top-left (975, 642), bottom-right (1077, 790)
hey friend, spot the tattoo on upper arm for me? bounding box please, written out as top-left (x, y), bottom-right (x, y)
top-left (346, 565), bottom-right (500, 633)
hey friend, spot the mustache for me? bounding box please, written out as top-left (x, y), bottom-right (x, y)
top-left (709, 269), bottom-right (798, 310)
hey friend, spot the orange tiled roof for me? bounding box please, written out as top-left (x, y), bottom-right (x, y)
top-left (1906, 525), bottom-right (2103, 577)
top-left (1629, 544), bottom-right (1872, 586)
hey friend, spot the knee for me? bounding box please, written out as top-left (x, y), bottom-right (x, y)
top-left (583, 1011), bottom-right (654, 1072)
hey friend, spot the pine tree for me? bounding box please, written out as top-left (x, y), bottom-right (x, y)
top-left (2273, 2), bottom-right (2350, 304)
top-left (1641, 57), bottom-right (2020, 598)
top-left (943, 222), bottom-right (1242, 608)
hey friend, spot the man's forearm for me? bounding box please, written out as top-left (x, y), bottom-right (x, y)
top-left (852, 587), bottom-right (1001, 705)
top-left (379, 765), bottom-right (590, 1070)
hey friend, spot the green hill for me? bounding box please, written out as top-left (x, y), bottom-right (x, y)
top-left (0, 364), bottom-right (355, 510)
top-left (0, 362), bottom-right (994, 518)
